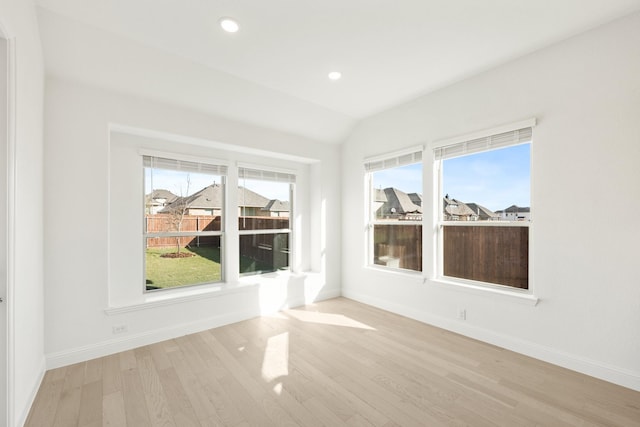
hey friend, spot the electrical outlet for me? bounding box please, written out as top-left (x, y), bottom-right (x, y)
top-left (112, 325), bottom-right (128, 334)
top-left (457, 308), bottom-right (467, 320)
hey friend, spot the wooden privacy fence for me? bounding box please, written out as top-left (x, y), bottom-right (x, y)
top-left (373, 223), bottom-right (528, 288)
top-left (145, 215), bottom-right (222, 248)
top-left (239, 217), bottom-right (289, 231)
top-left (443, 225), bottom-right (528, 289)
top-left (145, 215), bottom-right (291, 267)
top-left (374, 224), bottom-right (423, 272)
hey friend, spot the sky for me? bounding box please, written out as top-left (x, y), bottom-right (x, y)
top-left (373, 143), bottom-right (531, 212)
top-left (148, 144), bottom-right (530, 212)
top-left (145, 170), bottom-right (290, 201)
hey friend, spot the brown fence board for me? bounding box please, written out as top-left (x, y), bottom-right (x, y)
top-left (145, 215), bottom-right (290, 269)
top-left (443, 225), bottom-right (528, 289)
top-left (373, 224), bottom-right (422, 272)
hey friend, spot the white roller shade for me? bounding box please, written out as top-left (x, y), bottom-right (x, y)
top-left (143, 155), bottom-right (228, 175)
top-left (238, 167), bottom-right (296, 183)
top-left (434, 127), bottom-right (532, 161)
top-left (364, 148), bottom-right (422, 172)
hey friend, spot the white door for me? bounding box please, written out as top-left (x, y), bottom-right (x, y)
top-left (0, 35), bottom-right (8, 426)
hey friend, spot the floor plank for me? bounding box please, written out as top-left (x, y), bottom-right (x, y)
top-left (25, 297), bottom-right (640, 427)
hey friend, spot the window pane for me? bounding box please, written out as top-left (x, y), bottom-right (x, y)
top-left (440, 142), bottom-right (530, 289)
top-left (442, 143), bottom-right (530, 220)
top-left (145, 236), bottom-right (221, 290)
top-left (373, 224), bottom-right (422, 272)
top-left (372, 163), bottom-right (423, 221)
top-left (144, 164), bottom-right (224, 291)
top-left (240, 233), bottom-right (290, 275)
top-left (443, 225), bottom-right (528, 289)
top-left (238, 178), bottom-right (290, 229)
top-left (145, 168), bottom-right (224, 217)
top-left (238, 177), bottom-right (292, 275)
top-left (370, 162), bottom-right (422, 272)
top-left (238, 217), bottom-right (289, 231)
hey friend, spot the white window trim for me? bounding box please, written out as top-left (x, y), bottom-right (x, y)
top-left (104, 280), bottom-right (259, 315)
top-left (427, 277), bottom-right (539, 306)
top-left (432, 119), bottom-right (536, 297)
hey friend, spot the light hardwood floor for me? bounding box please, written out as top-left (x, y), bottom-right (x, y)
top-left (26, 297), bottom-right (640, 426)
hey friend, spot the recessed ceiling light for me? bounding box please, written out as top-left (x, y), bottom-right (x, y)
top-left (328, 71), bottom-right (342, 81)
top-left (219, 17), bottom-right (239, 33)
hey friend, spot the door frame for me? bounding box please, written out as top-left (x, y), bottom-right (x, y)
top-left (0, 21), bottom-right (17, 427)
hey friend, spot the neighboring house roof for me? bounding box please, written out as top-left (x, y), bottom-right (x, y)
top-left (408, 193), bottom-right (422, 207)
top-left (443, 197), bottom-right (476, 218)
top-left (262, 199), bottom-right (290, 212)
top-left (146, 189), bottom-right (178, 205)
top-left (160, 184), bottom-right (270, 212)
top-left (379, 187), bottom-right (422, 216)
top-left (465, 203), bottom-right (499, 220)
top-left (497, 205), bottom-right (531, 213)
top-left (166, 184), bottom-right (224, 211)
top-left (238, 187), bottom-right (271, 209)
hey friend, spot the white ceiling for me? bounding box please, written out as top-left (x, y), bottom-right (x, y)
top-left (36, 0), bottom-right (640, 143)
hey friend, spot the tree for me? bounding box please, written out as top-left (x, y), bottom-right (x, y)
top-left (163, 175), bottom-right (191, 257)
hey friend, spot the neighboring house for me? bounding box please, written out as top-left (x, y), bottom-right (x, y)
top-left (465, 203), bottom-right (500, 221)
top-left (375, 187), bottom-right (422, 220)
top-left (160, 183), bottom-right (224, 216)
top-left (262, 199), bottom-right (290, 217)
top-left (145, 189), bottom-right (178, 214)
top-left (496, 205), bottom-right (531, 221)
top-left (443, 196), bottom-right (478, 221)
top-left (237, 186), bottom-right (272, 216)
top-left (158, 184), bottom-right (289, 217)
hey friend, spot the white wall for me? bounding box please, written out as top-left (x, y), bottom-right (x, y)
top-left (43, 77), bottom-right (341, 367)
top-left (0, 0), bottom-right (45, 425)
top-left (342, 12), bottom-right (640, 390)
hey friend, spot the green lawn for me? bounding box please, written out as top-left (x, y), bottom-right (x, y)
top-left (145, 246), bottom-right (278, 289)
top-left (145, 246), bottom-right (222, 289)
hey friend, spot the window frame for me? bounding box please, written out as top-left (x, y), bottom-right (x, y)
top-left (142, 153), bottom-right (227, 293)
top-left (433, 119), bottom-right (535, 292)
top-left (364, 146), bottom-right (424, 274)
top-left (237, 165), bottom-right (296, 276)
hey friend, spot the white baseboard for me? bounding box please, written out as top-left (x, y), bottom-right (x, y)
top-left (14, 356), bottom-right (46, 427)
top-left (45, 287), bottom-right (341, 370)
top-left (342, 290), bottom-right (640, 392)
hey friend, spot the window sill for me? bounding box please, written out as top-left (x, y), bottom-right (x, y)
top-left (427, 277), bottom-right (539, 306)
top-left (105, 281), bottom-right (259, 315)
top-left (105, 270), bottom-right (308, 315)
top-left (365, 264), bottom-right (424, 282)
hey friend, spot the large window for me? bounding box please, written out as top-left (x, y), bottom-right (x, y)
top-left (435, 126), bottom-right (532, 289)
top-left (143, 156), bottom-right (226, 291)
top-left (366, 149), bottom-right (423, 272)
top-left (238, 167), bottom-right (294, 275)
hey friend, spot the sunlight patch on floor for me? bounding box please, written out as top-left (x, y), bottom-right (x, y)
top-left (261, 332), bottom-right (289, 395)
top-left (285, 309), bottom-right (376, 330)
